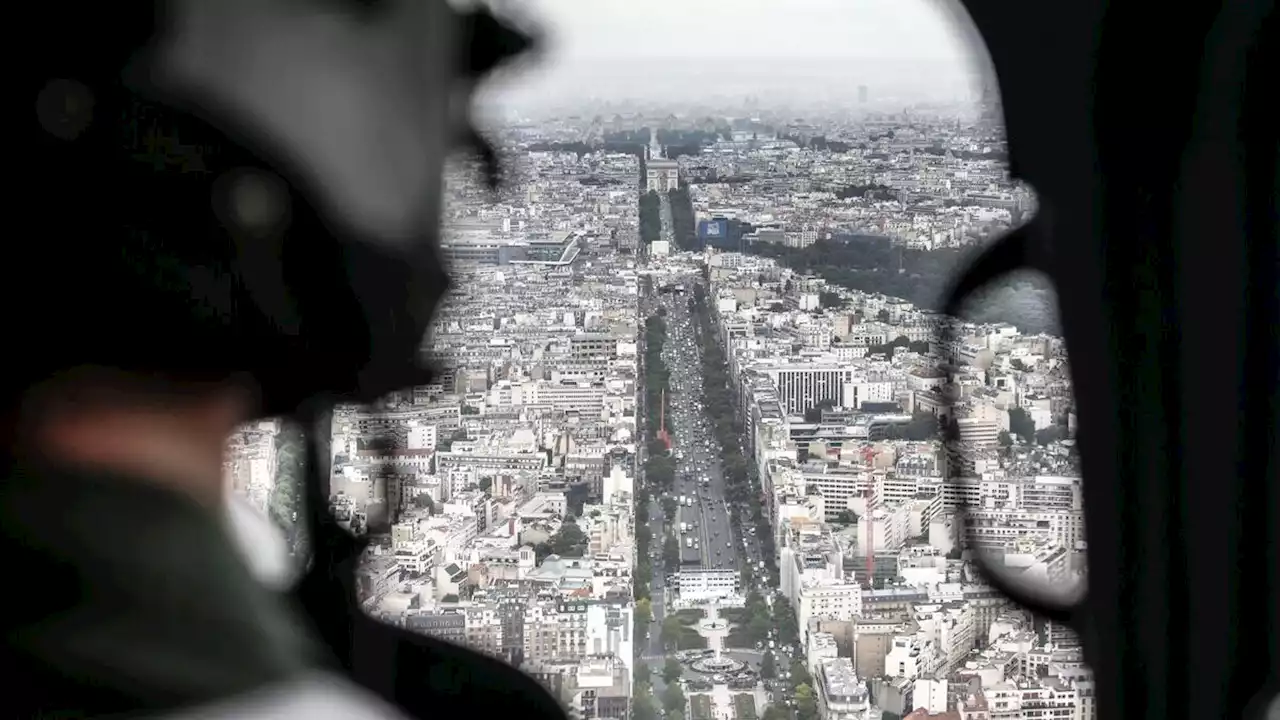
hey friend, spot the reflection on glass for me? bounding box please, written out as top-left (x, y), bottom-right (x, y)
top-left (951, 271), bottom-right (1087, 611)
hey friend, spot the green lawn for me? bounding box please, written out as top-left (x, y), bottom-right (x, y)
top-left (673, 609), bottom-right (707, 625)
top-left (724, 628), bottom-right (756, 649)
top-left (715, 607), bottom-right (756, 648)
top-left (733, 694), bottom-right (757, 720)
top-left (675, 626), bottom-right (709, 650)
top-left (690, 695), bottom-right (714, 720)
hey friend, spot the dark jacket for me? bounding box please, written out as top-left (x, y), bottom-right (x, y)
top-left (1, 460), bottom-right (569, 720)
top-left (0, 464), bottom-right (396, 718)
top-left (0, 461), bottom-right (337, 712)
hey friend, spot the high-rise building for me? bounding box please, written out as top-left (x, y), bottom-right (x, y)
top-left (858, 85), bottom-right (869, 104)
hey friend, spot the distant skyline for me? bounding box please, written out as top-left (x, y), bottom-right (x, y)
top-left (481, 0), bottom-right (994, 111)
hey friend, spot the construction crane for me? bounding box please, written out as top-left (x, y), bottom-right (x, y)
top-left (861, 444), bottom-right (878, 589)
top-left (657, 388), bottom-right (671, 451)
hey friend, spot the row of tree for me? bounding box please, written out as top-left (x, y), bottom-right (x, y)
top-left (864, 334), bottom-right (932, 358)
top-left (688, 280), bottom-right (822, 720)
top-left (527, 140), bottom-right (647, 160)
top-left (532, 519), bottom-right (588, 563)
top-left (777, 133), bottom-right (856, 154)
top-left (655, 128), bottom-right (724, 151)
top-left (688, 285), bottom-right (781, 590)
top-left (267, 421), bottom-right (308, 559)
top-left (778, 134), bottom-right (1004, 161)
top-left (666, 187), bottom-right (699, 252)
top-left (642, 314), bottom-right (679, 497)
top-left (817, 290), bottom-right (843, 309)
top-left (744, 236), bottom-right (1063, 336)
top-left (634, 305), bottom-right (700, 716)
top-left (631, 659), bottom-right (686, 720)
top-left (639, 191), bottom-right (661, 246)
top-left (1002, 407), bottom-right (1070, 446)
top-left (643, 314), bottom-right (673, 447)
top-left (634, 312), bottom-right (673, 615)
top-left (918, 145), bottom-right (1008, 161)
top-left (658, 615), bottom-right (688, 651)
top-left (744, 236), bottom-right (973, 315)
top-left (734, 591), bottom-right (798, 650)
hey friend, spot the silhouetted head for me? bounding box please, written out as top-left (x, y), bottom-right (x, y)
top-left (8, 0), bottom-right (536, 498)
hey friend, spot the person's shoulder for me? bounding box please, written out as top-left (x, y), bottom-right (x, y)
top-left (145, 672), bottom-right (414, 720)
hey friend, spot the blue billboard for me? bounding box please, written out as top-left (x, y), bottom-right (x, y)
top-left (697, 218), bottom-right (729, 241)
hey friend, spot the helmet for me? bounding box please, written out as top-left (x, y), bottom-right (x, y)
top-left (16, 0), bottom-right (535, 416)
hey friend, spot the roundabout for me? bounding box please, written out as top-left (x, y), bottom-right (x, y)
top-left (676, 605), bottom-right (763, 720)
top-left (689, 617), bottom-right (746, 674)
top-left (690, 654), bottom-right (746, 675)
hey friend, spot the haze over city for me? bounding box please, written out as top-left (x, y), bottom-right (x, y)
top-left (482, 0), bottom-right (994, 113)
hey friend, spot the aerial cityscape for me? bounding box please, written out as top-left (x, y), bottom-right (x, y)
top-left (224, 4), bottom-right (1092, 720)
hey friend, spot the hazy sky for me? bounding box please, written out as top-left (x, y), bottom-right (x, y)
top-left (483, 0), bottom-right (992, 109)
